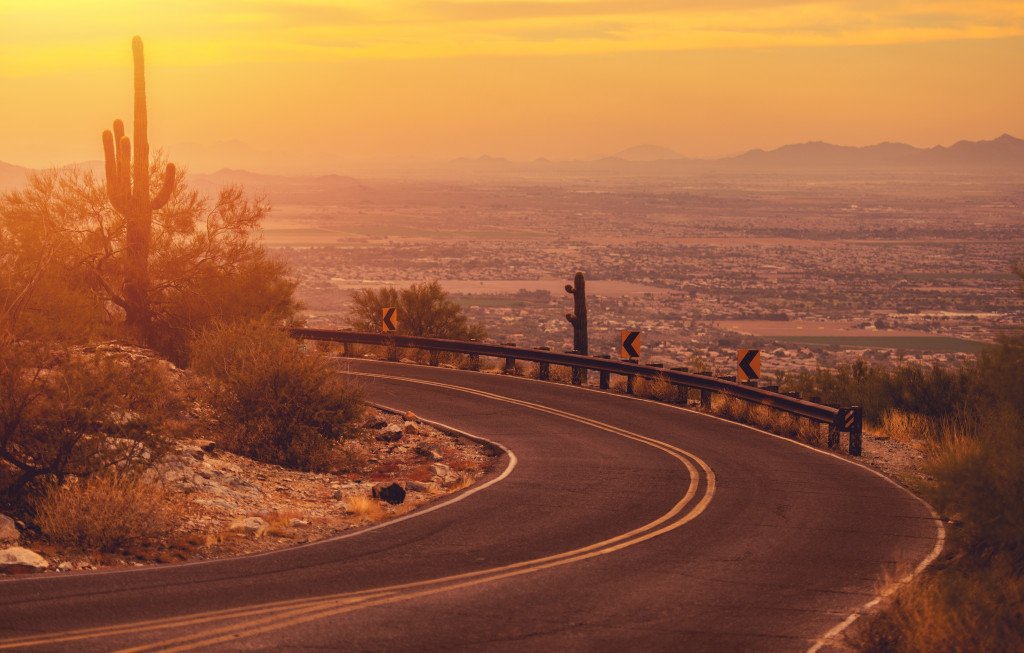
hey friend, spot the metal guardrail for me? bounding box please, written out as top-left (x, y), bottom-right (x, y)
top-left (291, 328), bottom-right (863, 456)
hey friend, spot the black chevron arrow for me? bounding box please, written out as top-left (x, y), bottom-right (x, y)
top-left (738, 349), bottom-right (760, 380)
top-left (382, 307), bottom-right (397, 331)
top-left (621, 331), bottom-right (640, 358)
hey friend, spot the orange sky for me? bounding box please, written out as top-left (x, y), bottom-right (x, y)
top-left (1, 1), bottom-right (1022, 172)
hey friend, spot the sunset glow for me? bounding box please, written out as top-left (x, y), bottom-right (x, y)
top-left (2, 1), bottom-right (1022, 169)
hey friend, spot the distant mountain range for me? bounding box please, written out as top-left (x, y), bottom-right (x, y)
top-left (447, 134), bottom-right (1024, 174)
top-left (2, 135), bottom-right (1021, 192)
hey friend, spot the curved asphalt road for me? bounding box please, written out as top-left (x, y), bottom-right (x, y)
top-left (0, 359), bottom-right (941, 652)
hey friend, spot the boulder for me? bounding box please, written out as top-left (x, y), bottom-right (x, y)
top-left (196, 439), bottom-right (217, 453)
top-left (403, 411), bottom-right (417, 421)
top-left (0, 514), bottom-right (19, 544)
top-left (371, 483), bottom-right (406, 505)
top-left (376, 424), bottom-right (404, 443)
top-left (402, 421), bottom-right (419, 434)
top-left (0, 547), bottom-right (49, 574)
top-left (404, 480), bottom-right (429, 493)
top-left (228, 516), bottom-right (268, 538)
top-left (363, 416), bottom-right (388, 430)
top-left (430, 463), bottom-right (451, 479)
top-left (415, 445), bottom-right (443, 461)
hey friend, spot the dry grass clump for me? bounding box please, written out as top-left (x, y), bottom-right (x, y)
top-left (34, 472), bottom-right (177, 552)
top-left (852, 560), bottom-right (1024, 652)
top-left (879, 409), bottom-right (936, 442)
top-left (343, 495), bottom-right (384, 520)
top-left (633, 375), bottom-right (677, 402)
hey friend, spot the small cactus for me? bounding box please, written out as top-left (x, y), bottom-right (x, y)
top-left (101, 36), bottom-right (175, 339)
top-left (564, 271), bottom-right (588, 355)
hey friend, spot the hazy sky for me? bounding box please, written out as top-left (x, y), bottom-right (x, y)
top-left (2, 1), bottom-right (1022, 172)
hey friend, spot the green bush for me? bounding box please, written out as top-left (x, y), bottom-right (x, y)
top-left (348, 280), bottom-right (485, 340)
top-left (191, 321), bottom-right (364, 471)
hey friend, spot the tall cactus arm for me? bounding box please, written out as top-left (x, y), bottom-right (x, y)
top-left (566, 312), bottom-right (577, 324)
top-left (565, 284), bottom-right (575, 294)
top-left (117, 135), bottom-right (132, 195)
top-left (150, 163), bottom-right (176, 210)
top-left (102, 130), bottom-right (129, 214)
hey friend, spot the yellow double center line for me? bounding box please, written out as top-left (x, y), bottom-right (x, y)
top-left (0, 373), bottom-right (715, 652)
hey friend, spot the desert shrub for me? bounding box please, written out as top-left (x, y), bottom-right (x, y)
top-left (781, 359), bottom-right (972, 425)
top-left (0, 166), bottom-right (299, 362)
top-left (855, 334), bottom-right (1024, 650)
top-left (0, 334), bottom-right (174, 510)
top-left (853, 559), bottom-right (1024, 653)
top-left (348, 280), bottom-right (485, 340)
top-left (34, 471), bottom-right (176, 552)
top-left (191, 321), bottom-right (364, 471)
top-left (633, 374), bottom-right (677, 402)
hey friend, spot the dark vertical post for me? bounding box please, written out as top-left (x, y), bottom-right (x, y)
top-left (700, 389), bottom-right (712, 410)
top-left (848, 406), bottom-right (863, 456)
top-left (468, 353), bottom-right (480, 371)
top-left (565, 272), bottom-right (588, 386)
top-left (536, 347), bottom-right (551, 380)
top-left (503, 343), bottom-right (516, 375)
top-left (828, 412), bottom-right (841, 449)
top-left (626, 375), bottom-right (635, 395)
top-left (428, 350), bottom-right (439, 366)
top-left (342, 342), bottom-right (352, 358)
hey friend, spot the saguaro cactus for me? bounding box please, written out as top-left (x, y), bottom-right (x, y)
top-left (565, 271), bottom-right (588, 384)
top-left (564, 272), bottom-right (588, 355)
top-left (101, 36), bottom-right (175, 339)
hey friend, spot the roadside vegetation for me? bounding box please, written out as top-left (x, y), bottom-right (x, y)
top-left (0, 160), bottom-right (355, 557)
top-left (349, 280), bottom-right (486, 340)
top-left (777, 268), bottom-right (1024, 652)
top-left (190, 321), bottom-right (364, 471)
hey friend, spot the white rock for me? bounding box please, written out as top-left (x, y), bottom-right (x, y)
top-left (57, 561), bottom-right (73, 572)
top-left (0, 547), bottom-right (49, 573)
top-left (0, 514), bottom-right (19, 544)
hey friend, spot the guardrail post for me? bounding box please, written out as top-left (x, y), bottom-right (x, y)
top-left (827, 410), bottom-right (842, 450)
top-left (537, 347), bottom-right (550, 381)
top-left (846, 406), bottom-right (863, 456)
top-left (468, 353), bottom-right (480, 371)
top-left (504, 343), bottom-right (517, 374)
top-left (670, 367), bottom-right (689, 405)
top-left (598, 355), bottom-right (611, 389)
top-left (626, 375), bottom-right (635, 395)
top-left (700, 389), bottom-right (712, 409)
top-left (428, 350), bottom-right (439, 366)
top-left (385, 337), bottom-right (398, 362)
top-left (342, 342), bottom-right (352, 358)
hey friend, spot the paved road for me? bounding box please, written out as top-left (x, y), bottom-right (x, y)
top-left (0, 360), bottom-right (941, 652)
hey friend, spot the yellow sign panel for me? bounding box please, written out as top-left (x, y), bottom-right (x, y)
top-left (620, 330), bottom-right (641, 359)
top-left (381, 307), bottom-right (398, 332)
top-left (737, 349), bottom-right (761, 381)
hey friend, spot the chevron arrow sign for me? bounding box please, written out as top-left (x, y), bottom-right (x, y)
top-left (737, 349), bottom-right (761, 382)
top-left (381, 307), bottom-right (398, 332)
top-left (620, 330), bottom-right (641, 359)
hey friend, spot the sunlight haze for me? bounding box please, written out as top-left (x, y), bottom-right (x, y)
top-left (2, 0), bottom-right (1022, 171)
